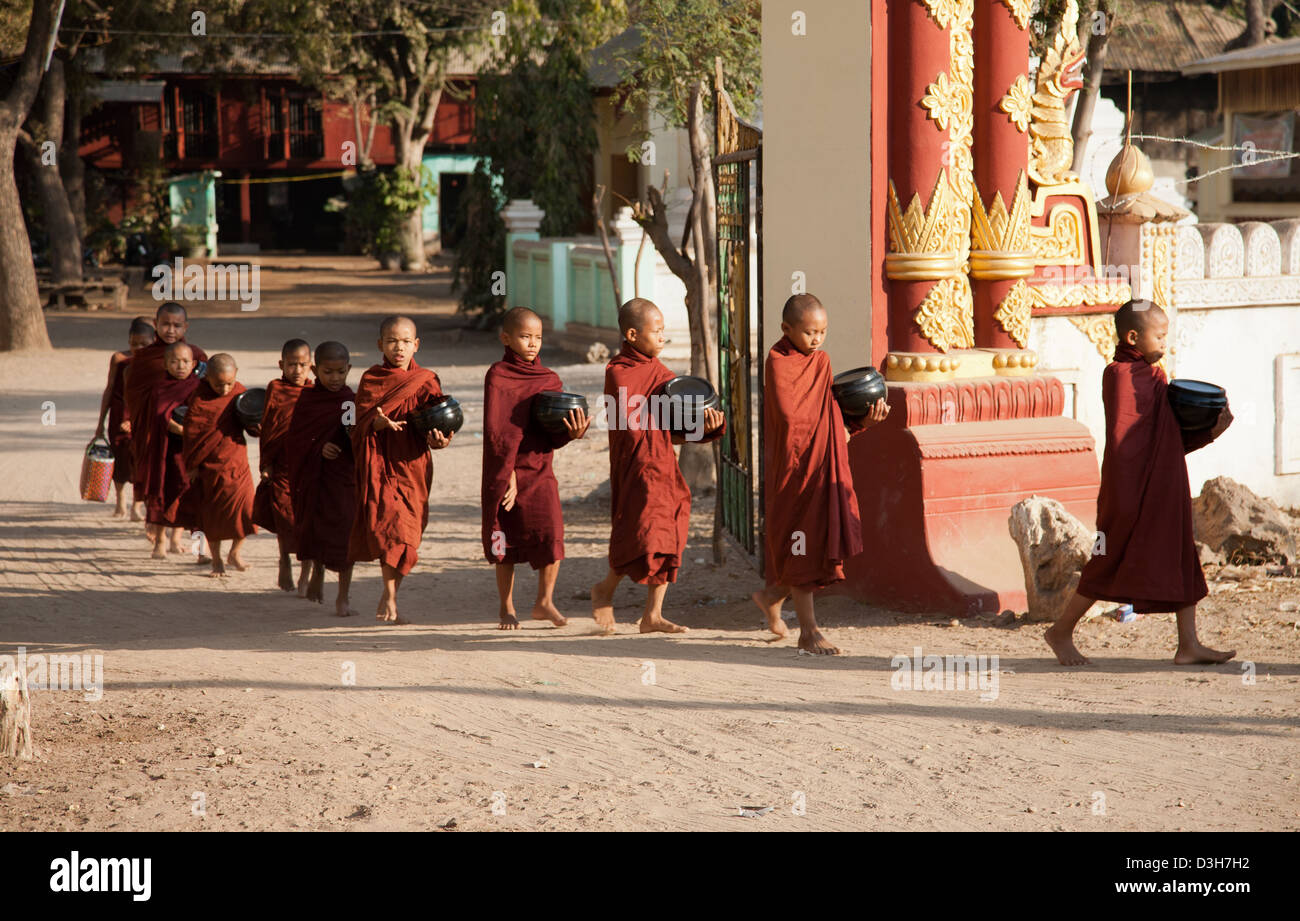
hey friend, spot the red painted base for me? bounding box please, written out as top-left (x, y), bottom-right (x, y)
top-left (837, 376), bottom-right (1099, 615)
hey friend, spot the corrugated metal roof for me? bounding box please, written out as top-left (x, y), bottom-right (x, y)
top-left (1184, 34), bottom-right (1300, 74)
top-left (1104, 0), bottom-right (1247, 75)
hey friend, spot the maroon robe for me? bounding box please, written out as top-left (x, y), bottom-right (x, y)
top-left (347, 359), bottom-right (443, 575)
top-left (604, 342), bottom-right (723, 584)
top-left (252, 377), bottom-right (311, 546)
top-left (764, 336), bottom-right (864, 590)
top-left (143, 374), bottom-right (201, 529)
top-left (481, 349), bottom-right (571, 568)
top-left (287, 383), bottom-right (358, 572)
top-left (106, 356), bottom-right (133, 485)
top-left (123, 336), bottom-right (207, 492)
top-left (1076, 344), bottom-right (1217, 612)
top-left (182, 380), bottom-right (256, 541)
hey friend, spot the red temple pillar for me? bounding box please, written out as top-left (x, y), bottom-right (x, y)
top-left (239, 171), bottom-right (252, 244)
top-left (882, 0), bottom-right (972, 380)
top-left (970, 0), bottom-right (1036, 371)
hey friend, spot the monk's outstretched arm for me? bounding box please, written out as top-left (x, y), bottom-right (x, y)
top-left (94, 354), bottom-right (122, 436)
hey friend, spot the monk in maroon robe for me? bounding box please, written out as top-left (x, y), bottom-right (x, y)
top-left (348, 316), bottom-right (453, 624)
top-left (287, 341), bottom-right (359, 617)
top-left (142, 342), bottom-right (202, 557)
top-left (1045, 301), bottom-right (1235, 666)
top-left (123, 302), bottom-right (206, 542)
top-left (590, 299), bottom-right (725, 634)
top-left (253, 339), bottom-right (313, 593)
top-left (482, 307), bottom-right (591, 630)
top-left (94, 316), bottom-right (154, 519)
top-left (752, 294), bottom-right (890, 655)
top-left (182, 354), bottom-right (257, 577)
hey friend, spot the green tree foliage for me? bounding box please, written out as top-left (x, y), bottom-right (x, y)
top-left (453, 0), bottom-right (623, 315)
top-left (451, 160), bottom-right (507, 320)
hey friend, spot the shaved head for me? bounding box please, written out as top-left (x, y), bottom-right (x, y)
top-left (380, 315), bottom-right (417, 338)
top-left (502, 306), bottom-right (542, 334)
top-left (281, 338), bottom-right (310, 358)
top-left (129, 316), bottom-right (155, 338)
top-left (207, 353), bottom-right (237, 376)
top-left (156, 301), bottom-right (187, 322)
top-left (1114, 299), bottom-right (1164, 338)
top-left (164, 341), bottom-right (193, 360)
top-left (315, 340), bottom-right (350, 364)
top-left (618, 298), bottom-right (662, 336)
top-left (782, 293), bottom-right (825, 325)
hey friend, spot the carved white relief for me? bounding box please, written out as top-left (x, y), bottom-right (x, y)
top-left (1175, 224), bottom-right (1205, 280)
top-left (1196, 223), bottom-right (1244, 278)
top-left (1174, 276), bottom-right (1300, 309)
top-left (1270, 219), bottom-right (1300, 276)
top-left (1240, 222), bottom-right (1282, 277)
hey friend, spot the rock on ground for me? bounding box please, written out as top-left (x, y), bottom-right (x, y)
top-left (1192, 476), bottom-right (1298, 565)
top-left (1007, 495), bottom-right (1102, 623)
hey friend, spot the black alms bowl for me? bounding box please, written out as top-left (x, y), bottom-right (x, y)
top-left (1168, 379), bottom-right (1226, 432)
top-left (661, 375), bottom-right (721, 430)
top-left (235, 387), bottom-right (267, 430)
top-left (410, 395), bottom-right (464, 437)
top-left (533, 390), bottom-right (589, 434)
top-left (831, 366), bottom-right (887, 418)
top-left (171, 404), bottom-right (188, 424)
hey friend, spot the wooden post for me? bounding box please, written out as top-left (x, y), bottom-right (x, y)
top-left (0, 667), bottom-right (33, 760)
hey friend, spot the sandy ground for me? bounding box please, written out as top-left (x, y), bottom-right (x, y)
top-left (1, 255), bottom-right (1298, 831)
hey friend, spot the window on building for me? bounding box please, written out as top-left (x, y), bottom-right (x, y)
top-left (263, 87), bottom-right (323, 160)
top-left (163, 85), bottom-right (218, 160)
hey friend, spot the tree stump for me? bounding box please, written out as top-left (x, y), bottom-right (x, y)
top-left (0, 667), bottom-right (33, 760)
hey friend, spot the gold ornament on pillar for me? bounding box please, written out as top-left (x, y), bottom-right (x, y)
top-left (914, 0), bottom-right (976, 351)
top-left (999, 74), bottom-right (1033, 133)
top-left (998, 0), bottom-right (1033, 30)
top-left (994, 279), bottom-right (1033, 348)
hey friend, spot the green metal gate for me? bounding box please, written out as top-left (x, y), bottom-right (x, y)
top-left (714, 73), bottom-right (763, 570)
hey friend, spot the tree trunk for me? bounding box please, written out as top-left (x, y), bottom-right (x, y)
top-left (1227, 0), bottom-right (1268, 50)
top-left (1070, 0), bottom-right (1115, 174)
top-left (0, 667), bottom-right (33, 760)
top-left (61, 59), bottom-right (87, 242)
top-left (0, 0), bottom-right (60, 352)
top-left (24, 57), bottom-right (82, 285)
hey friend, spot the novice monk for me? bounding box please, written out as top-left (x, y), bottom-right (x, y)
top-left (94, 316), bottom-right (154, 519)
top-left (752, 294), bottom-right (891, 655)
top-left (590, 298), bottom-right (725, 634)
top-left (183, 354), bottom-right (257, 577)
top-left (254, 338), bottom-right (314, 594)
top-left (482, 307), bottom-right (591, 630)
top-left (286, 341), bottom-right (359, 617)
top-left (348, 315), bottom-right (452, 624)
top-left (143, 342), bottom-right (203, 558)
top-left (123, 302), bottom-right (207, 541)
top-left (1045, 300), bottom-right (1235, 666)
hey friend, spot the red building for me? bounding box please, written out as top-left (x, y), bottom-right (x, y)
top-left (81, 50), bottom-right (476, 251)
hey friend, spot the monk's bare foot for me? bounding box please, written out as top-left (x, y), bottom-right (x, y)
top-left (751, 590), bottom-right (789, 639)
top-left (1044, 624), bottom-right (1091, 666)
top-left (168, 537), bottom-right (184, 554)
top-left (591, 582), bottom-right (616, 635)
top-left (639, 615), bottom-right (688, 634)
top-left (112, 505), bottom-right (127, 519)
top-left (334, 600), bottom-right (359, 618)
top-left (151, 544), bottom-right (167, 560)
top-left (530, 601), bottom-right (568, 627)
top-left (1174, 643), bottom-right (1236, 665)
top-left (227, 550), bottom-right (248, 572)
top-left (209, 558), bottom-right (226, 579)
top-left (498, 611), bottom-right (520, 630)
top-left (278, 559), bottom-right (294, 592)
top-left (376, 597), bottom-right (408, 625)
top-left (130, 505), bottom-right (144, 522)
top-left (297, 568), bottom-right (311, 598)
top-left (797, 628), bottom-right (840, 655)
top-left (196, 554), bottom-right (211, 565)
